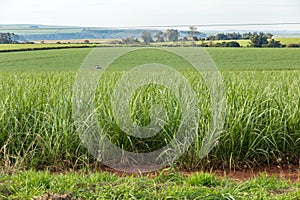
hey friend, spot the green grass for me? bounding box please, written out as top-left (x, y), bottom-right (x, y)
top-left (0, 44), bottom-right (97, 51)
top-left (208, 48), bottom-right (300, 70)
top-left (0, 48), bottom-right (299, 71)
top-left (0, 47), bottom-right (299, 171)
top-left (0, 170), bottom-right (298, 199)
top-left (276, 38), bottom-right (300, 45)
top-left (0, 48), bottom-right (91, 71)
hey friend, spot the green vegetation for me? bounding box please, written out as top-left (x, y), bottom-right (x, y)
top-left (0, 170), bottom-right (299, 199)
top-left (0, 48), bottom-right (299, 71)
top-left (0, 33), bottom-right (19, 44)
top-left (0, 44), bottom-right (106, 52)
top-left (275, 38), bottom-right (300, 45)
top-left (0, 48), bottom-right (91, 71)
top-left (0, 46), bottom-right (299, 199)
top-left (0, 48), bottom-right (300, 172)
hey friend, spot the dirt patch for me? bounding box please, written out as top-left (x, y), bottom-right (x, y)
top-left (97, 164), bottom-right (300, 182)
top-left (187, 165), bottom-right (300, 183)
top-left (34, 193), bottom-right (75, 200)
top-left (215, 167), bottom-right (298, 182)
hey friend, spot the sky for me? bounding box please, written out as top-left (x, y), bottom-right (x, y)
top-left (0, 0), bottom-right (300, 30)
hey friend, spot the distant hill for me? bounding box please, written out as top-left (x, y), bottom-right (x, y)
top-left (1, 24), bottom-right (299, 41)
top-left (0, 24), bottom-right (206, 41)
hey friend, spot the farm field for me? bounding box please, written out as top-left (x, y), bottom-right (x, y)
top-left (154, 38), bottom-right (300, 47)
top-left (0, 47), bottom-right (299, 198)
top-left (0, 43), bottom-right (100, 52)
top-left (0, 37), bottom-right (299, 52)
top-left (1, 48), bottom-right (300, 71)
top-left (32, 39), bottom-right (116, 44)
top-left (274, 38), bottom-right (300, 45)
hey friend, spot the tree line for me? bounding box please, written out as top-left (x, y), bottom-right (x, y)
top-left (0, 33), bottom-right (19, 44)
top-left (137, 27), bottom-right (298, 48)
top-left (141, 29), bottom-right (181, 44)
top-left (1, 29), bottom-right (299, 48)
top-left (140, 27), bottom-right (206, 44)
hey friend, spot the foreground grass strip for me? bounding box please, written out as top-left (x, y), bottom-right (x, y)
top-left (0, 170), bottom-right (299, 199)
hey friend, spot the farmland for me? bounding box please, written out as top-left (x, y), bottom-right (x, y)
top-left (154, 38), bottom-right (300, 47)
top-left (0, 47), bottom-right (299, 198)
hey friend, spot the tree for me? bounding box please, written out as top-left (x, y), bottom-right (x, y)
top-left (215, 41), bottom-right (240, 47)
top-left (154, 31), bottom-right (164, 42)
top-left (207, 35), bottom-right (216, 41)
top-left (84, 40), bottom-right (90, 44)
top-left (226, 32), bottom-right (242, 40)
top-left (250, 33), bottom-right (268, 47)
top-left (267, 39), bottom-right (281, 48)
top-left (165, 29), bottom-right (180, 42)
top-left (141, 31), bottom-right (153, 44)
top-left (266, 33), bottom-right (274, 39)
top-left (192, 36), bottom-right (199, 41)
top-left (242, 32), bottom-right (252, 39)
top-left (227, 41), bottom-right (240, 47)
top-left (188, 26), bottom-right (200, 40)
top-left (286, 43), bottom-right (300, 48)
top-left (215, 33), bottom-right (228, 40)
top-left (122, 37), bottom-right (140, 44)
top-left (200, 38), bottom-right (206, 46)
top-left (0, 32), bottom-right (19, 44)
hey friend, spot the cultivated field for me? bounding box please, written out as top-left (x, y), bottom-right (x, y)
top-left (0, 47), bottom-right (299, 198)
top-left (154, 38), bottom-right (300, 47)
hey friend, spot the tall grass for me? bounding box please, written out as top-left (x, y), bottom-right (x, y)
top-left (0, 69), bottom-right (299, 171)
top-left (0, 72), bottom-right (91, 171)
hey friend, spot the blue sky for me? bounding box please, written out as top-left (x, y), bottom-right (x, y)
top-left (0, 0), bottom-right (299, 30)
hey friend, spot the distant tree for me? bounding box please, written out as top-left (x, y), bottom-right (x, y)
top-left (286, 43), bottom-right (300, 48)
top-left (154, 31), bottom-right (164, 42)
top-left (188, 26), bottom-right (200, 40)
top-left (242, 32), bottom-right (252, 39)
top-left (215, 33), bottom-right (228, 40)
top-left (207, 35), bottom-right (216, 41)
top-left (182, 37), bottom-right (188, 41)
top-left (227, 41), bottom-right (240, 47)
top-left (266, 39), bottom-right (281, 47)
top-left (84, 39), bottom-right (90, 44)
top-left (200, 38), bottom-right (206, 46)
top-left (214, 41), bottom-right (240, 47)
top-left (266, 33), bottom-right (274, 39)
top-left (250, 33), bottom-right (268, 47)
top-left (192, 36), bottom-right (199, 41)
top-left (141, 31), bottom-right (153, 44)
top-left (0, 32), bottom-right (19, 44)
top-left (165, 29), bottom-right (180, 42)
top-left (227, 32), bottom-right (242, 40)
top-left (215, 42), bottom-right (225, 47)
top-left (122, 37), bottom-right (140, 44)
